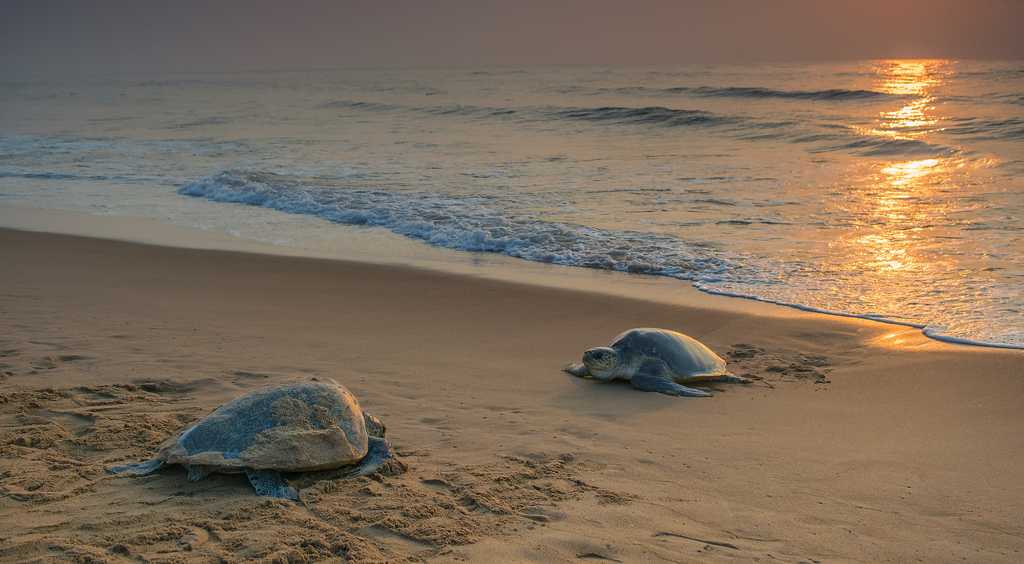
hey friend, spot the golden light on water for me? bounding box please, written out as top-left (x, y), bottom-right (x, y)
top-left (876, 60), bottom-right (945, 96)
top-left (831, 60), bottom-right (960, 297)
top-left (794, 58), bottom-right (1012, 343)
top-left (875, 60), bottom-right (951, 136)
top-left (879, 97), bottom-right (937, 133)
top-left (880, 158), bottom-right (942, 187)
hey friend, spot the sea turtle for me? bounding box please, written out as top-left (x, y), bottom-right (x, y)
top-left (564, 328), bottom-right (750, 397)
top-left (108, 380), bottom-right (394, 500)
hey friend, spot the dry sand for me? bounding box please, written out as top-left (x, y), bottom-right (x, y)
top-left (0, 227), bottom-right (1022, 563)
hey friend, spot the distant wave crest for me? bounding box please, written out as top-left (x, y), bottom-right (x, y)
top-left (673, 86), bottom-right (895, 101)
top-left (590, 85), bottom-right (898, 101)
top-left (810, 136), bottom-right (957, 157)
top-left (321, 99), bottom-right (960, 156)
top-left (945, 117), bottom-right (1024, 141)
top-left (553, 105), bottom-right (730, 127)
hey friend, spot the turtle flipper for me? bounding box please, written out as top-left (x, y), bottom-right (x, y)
top-left (682, 373), bottom-right (752, 385)
top-left (245, 469), bottom-right (298, 500)
top-left (632, 360), bottom-right (712, 397)
top-left (107, 458), bottom-right (165, 476)
top-left (340, 437), bottom-right (395, 479)
top-left (187, 465), bottom-right (214, 482)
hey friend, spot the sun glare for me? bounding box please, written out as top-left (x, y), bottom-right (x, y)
top-left (830, 61), bottom-right (961, 289)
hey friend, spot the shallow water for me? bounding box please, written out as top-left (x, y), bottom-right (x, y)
top-left (1, 60), bottom-right (1021, 347)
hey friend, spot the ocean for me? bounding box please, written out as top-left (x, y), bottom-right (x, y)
top-left (1, 60), bottom-right (1021, 348)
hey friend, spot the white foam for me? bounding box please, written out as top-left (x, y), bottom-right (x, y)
top-left (179, 170), bottom-right (735, 279)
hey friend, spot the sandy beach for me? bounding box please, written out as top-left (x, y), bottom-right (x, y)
top-left (0, 226), bottom-right (1020, 562)
top-left (3, 2), bottom-right (1022, 561)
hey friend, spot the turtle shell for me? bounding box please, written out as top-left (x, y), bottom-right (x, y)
top-left (612, 328), bottom-right (728, 377)
top-left (157, 381), bottom-right (369, 472)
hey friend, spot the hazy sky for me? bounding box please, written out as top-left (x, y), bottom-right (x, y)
top-left (2, 0), bottom-right (1022, 76)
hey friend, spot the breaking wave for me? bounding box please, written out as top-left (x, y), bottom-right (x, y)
top-left (178, 170), bottom-right (737, 278)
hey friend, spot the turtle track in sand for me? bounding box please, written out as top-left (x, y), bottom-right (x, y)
top-left (724, 344), bottom-right (833, 387)
top-left (0, 381), bottom-right (630, 562)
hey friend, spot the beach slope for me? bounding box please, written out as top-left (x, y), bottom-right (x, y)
top-left (1, 228), bottom-right (1022, 562)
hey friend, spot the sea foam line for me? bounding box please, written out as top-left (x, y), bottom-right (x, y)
top-left (692, 284), bottom-right (1024, 350)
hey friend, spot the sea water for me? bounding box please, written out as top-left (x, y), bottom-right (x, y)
top-left (1, 60), bottom-right (1021, 347)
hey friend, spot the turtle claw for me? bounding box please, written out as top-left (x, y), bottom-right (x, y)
top-left (722, 373), bottom-right (752, 384)
top-left (108, 458), bottom-right (165, 476)
top-left (564, 362), bottom-right (589, 377)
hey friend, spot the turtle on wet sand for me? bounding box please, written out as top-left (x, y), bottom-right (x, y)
top-left (108, 380), bottom-right (394, 500)
top-left (564, 328), bottom-right (750, 397)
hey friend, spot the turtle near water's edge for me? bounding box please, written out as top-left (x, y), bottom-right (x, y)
top-left (565, 327), bottom-right (751, 396)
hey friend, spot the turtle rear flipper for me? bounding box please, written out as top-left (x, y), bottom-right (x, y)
top-left (108, 458), bottom-right (165, 476)
top-left (245, 469), bottom-right (299, 500)
top-left (187, 465), bottom-right (214, 482)
top-left (681, 372), bottom-right (752, 385)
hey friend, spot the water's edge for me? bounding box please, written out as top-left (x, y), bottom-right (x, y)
top-left (4, 203), bottom-right (1015, 353)
top-left (177, 175), bottom-right (1024, 351)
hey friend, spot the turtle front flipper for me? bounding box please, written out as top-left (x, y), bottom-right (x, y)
top-left (632, 360), bottom-right (712, 397)
top-left (108, 458), bottom-right (165, 476)
top-left (245, 469), bottom-right (299, 500)
top-left (340, 437), bottom-right (396, 479)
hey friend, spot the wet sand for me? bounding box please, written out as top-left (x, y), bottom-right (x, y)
top-left (1, 227), bottom-right (1022, 562)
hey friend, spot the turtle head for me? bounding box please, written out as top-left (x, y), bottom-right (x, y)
top-left (363, 413), bottom-right (386, 438)
top-left (582, 347), bottom-right (621, 380)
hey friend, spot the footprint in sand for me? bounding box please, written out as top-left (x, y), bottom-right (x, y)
top-left (26, 354), bottom-right (92, 373)
top-left (231, 370), bottom-right (273, 381)
top-left (176, 526), bottom-right (211, 551)
top-left (655, 531), bottom-right (739, 550)
top-left (31, 357), bottom-right (58, 371)
top-left (577, 552), bottom-right (623, 562)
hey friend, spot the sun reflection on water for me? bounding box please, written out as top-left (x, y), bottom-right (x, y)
top-left (866, 60), bottom-right (953, 138)
top-left (880, 158), bottom-right (941, 187)
top-left (828, 60), bottom-right (966, 314)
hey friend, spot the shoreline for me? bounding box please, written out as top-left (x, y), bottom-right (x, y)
top-left (1, 226), bottom-right (1022, 562)
top-left (0, 204), bottom-right (1005, 353)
